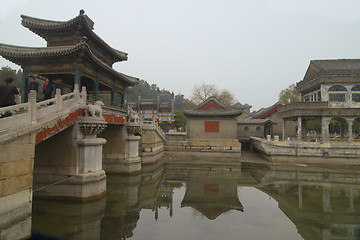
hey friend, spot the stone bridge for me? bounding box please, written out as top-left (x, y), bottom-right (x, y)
top-left (0, 84), bottom-right (166, 239)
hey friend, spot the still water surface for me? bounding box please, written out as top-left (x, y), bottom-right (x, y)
top-left (32, 152), bottom-right (360, 240)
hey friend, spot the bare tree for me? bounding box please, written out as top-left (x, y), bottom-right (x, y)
top-left (191, 82), bottom-right (218, 104)
top-left (191, 82), bottom-right (236, 106)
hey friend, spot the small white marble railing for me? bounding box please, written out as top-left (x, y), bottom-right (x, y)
top-left (0, 84), bottom-right (86, 135)
top-left (141, 120), bottom-right (167, 142)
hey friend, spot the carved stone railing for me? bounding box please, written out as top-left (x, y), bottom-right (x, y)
top-left (141, 120), bottom-right (167, 142)
top-left (0, 84), bottom-right (86, 143)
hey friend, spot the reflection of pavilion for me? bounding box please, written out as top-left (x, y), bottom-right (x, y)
top-left (154, 185), bottom-right (174, 220)
top-left (181, 174), bottom-right (243, 220)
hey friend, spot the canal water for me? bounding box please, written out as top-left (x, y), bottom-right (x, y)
top-left (31, 152), bottom-right (360, 240)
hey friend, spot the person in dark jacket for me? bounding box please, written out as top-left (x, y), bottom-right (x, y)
top-left (28, 76), bottom-right (39, 92)
top-left (0, 77), bottom-right (19, 107)
top-left (43, 78), bottom-right (53, 100)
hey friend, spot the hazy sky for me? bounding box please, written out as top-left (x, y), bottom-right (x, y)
top-left (1, 0), bottom-right (360, 110)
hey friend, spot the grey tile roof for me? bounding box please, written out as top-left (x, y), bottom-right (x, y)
top-left (21, 11), bottom-right (128, 62)
top-left (183, 97), bottom-right (242, 117)
top-left (0, 41), bottom-right (138, 85)
top-left (251, 102), bottom-right (282, 119)
top-left (302, 59), bottom-right (360, 83)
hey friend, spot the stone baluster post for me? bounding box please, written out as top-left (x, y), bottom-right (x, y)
top-left (28, 90), bottom-right (37, 124)
top-left (56, 88), bottom-right (63, 113)
top-left (74, 84), bottom-right (80, 103)
top-left (81, 86), bottom-right (87, 106)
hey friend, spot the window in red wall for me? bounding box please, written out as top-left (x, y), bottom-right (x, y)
top-left (204, 184), bottom-right (219, 195)
top-left (204, 121), bottom-right (219, 132)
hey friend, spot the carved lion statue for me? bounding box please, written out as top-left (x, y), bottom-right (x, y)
top-left (87, 100), bottom-right (104, 117)
top-left (128, 108), bottom-right (140, 124)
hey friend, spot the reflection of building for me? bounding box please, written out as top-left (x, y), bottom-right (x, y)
top-left (181, 174), bottom-right (243, 220)
top-left (279, 59), bottom-right (360, 142)
top-left (154, 185), bottom-right (174, 220)
top-left (257, 165), bottom-right (360, 240)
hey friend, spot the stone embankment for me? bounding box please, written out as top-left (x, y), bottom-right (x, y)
top-left (251, 136), bottom-right (360, 165)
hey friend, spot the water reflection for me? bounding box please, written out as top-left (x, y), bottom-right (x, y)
top-left (31, 153), bottom-right (360, 240)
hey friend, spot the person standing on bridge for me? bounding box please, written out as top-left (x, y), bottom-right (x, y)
top-left (27, 76), bottom-right (39, 93)
top-left (43, 78), bottom-right (53, 100)
top-left (0, 77), bottom-right (19, 117)
top-left (0, 77), bottom-right (19, 108)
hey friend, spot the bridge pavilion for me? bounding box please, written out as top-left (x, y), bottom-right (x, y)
top-left (0, 9), bottom-right (138, 107)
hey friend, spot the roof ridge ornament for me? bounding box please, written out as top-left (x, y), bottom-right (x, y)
top-left (81, 36), bottom-right (88, 43)
top-left (79, 9), bottom-right (85, 15)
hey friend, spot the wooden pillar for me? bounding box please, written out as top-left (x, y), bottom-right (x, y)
top-left (21, 69), bottom-right (27, 103)
top-left (74, 67), bottom-right (81, 88)
top-left (121, 88), bottom-right (126, 108)
top-left (111, 83), bottom-right (115, 106)
top-left (93, 75), bottom-right (99, 101)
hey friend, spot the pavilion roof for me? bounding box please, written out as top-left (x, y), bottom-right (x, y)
top-left (0, 41), bottom-right (138, 87)
top-left (183, 97), bottom-right (242, 118)
top-left (21, 10), bottom-right (128, 62)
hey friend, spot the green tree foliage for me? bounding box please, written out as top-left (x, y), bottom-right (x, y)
top-left (160, 121), bottom-right (171, 132)
top-left (174, 93), bottom-right (195, 110)
top-left (174, 110), bottom-right (187, 131)
top-left (125, 79), bottom-right (159, 102)
top-left (0, 66), bottom-right (22, 88)
top-left (306, 119), bottom-right (321, 133)
top-left (191, 82), bottom-right (237, 106)
top-left (279, 83), bottom-right (300, 104)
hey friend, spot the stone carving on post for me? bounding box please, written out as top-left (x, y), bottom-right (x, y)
top-left (85, 100), bottom-right (105, 118)
top-left (70, 99), bottom-right (108, 198)
top-left (122, 102), bottom-right (142, 173)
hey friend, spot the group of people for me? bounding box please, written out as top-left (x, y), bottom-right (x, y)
top-left (27, 76), bottom-right (57, 100)
top-left (0, 76), bottom-right (63, 117)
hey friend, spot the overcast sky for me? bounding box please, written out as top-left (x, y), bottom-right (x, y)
top-left (1, 0), bottom-right (360, 110)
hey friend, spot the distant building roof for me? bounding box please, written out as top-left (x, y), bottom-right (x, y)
top-left (183, 97), bottom-right (242, 118)
top-left (252, 102), bottom-right (282, 119)
top-left (237, 118), bottom-right (276, 125)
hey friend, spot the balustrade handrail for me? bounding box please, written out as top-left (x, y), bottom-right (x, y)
top-left (140, 119), bottom-right (167, 141)
top-left (278, 101), bottom-right (329, 112)
top-left (0, 84), bottom-right (85, 134)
